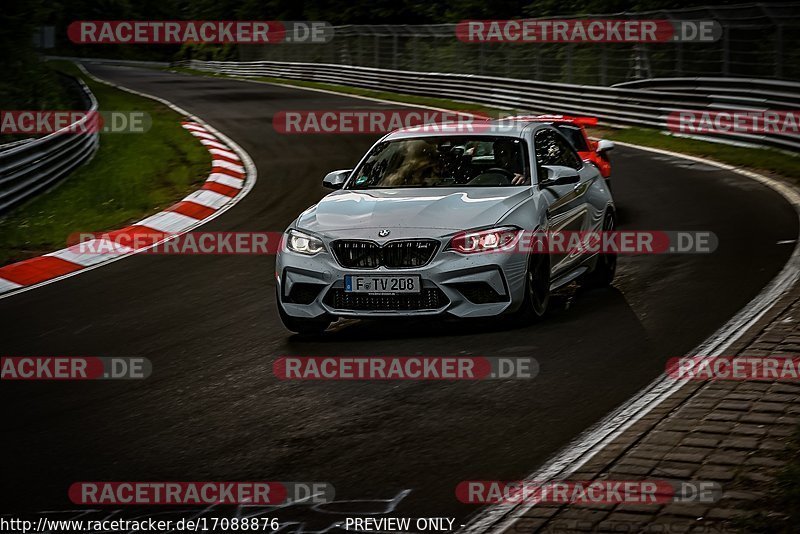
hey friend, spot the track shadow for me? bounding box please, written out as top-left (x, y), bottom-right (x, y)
top-left (283, 284), bottom-right (642, 347)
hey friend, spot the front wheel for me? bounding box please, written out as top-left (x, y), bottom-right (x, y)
top-left (512, 252), bottom-right (550, 324)
top-left (580, 211), bottom-right (617, 288)
top-left (276, 288), bottom-right (331, 335)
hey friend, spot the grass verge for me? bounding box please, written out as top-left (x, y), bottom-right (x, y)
top-left (169, 65), bottom-right (799, 184)
top-left (0, 61), bottom-right (211, 266)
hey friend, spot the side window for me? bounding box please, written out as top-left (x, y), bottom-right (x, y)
top-left (534, 130), bottom-right (562, 167)
top-left (555, 125), bottom-right (589, 151)
top-left (552, 131), bottom-right (582, 170)
top-left (535, 129), bottom-right (582, 172)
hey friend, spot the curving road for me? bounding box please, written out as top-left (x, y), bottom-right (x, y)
top-left (1, 64), bottom-right (798, 527)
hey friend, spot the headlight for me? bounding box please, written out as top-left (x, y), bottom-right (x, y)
top-left (447, 226), bottom-right (522, 254)
top-left (285, 229), bottom-right (324, 255)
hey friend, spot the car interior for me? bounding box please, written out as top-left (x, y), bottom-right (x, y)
top-left (349, 136), bottom-right (531, 188)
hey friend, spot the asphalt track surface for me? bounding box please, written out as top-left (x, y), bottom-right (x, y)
top-left (1, 65), bottom-right (798, 527)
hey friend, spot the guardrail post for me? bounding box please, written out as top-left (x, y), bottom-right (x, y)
top-left (393, 35), bottom-right (399, 70)
top-left (374, 35), bottom-right (380, 67)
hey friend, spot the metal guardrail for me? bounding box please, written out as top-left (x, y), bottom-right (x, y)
top-left (183, 59), bottom-right (800, 153)
top-left (234, 3), bottom-right (800, 84)
top-left (616, 77), bottom-right (800, 107)
top-left (0, 76), bottom-right (99, 214)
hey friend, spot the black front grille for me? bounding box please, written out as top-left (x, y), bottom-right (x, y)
top-left (324, 287), bottom-right (448, 311)
top-left (332, 240), bottom-right (438, 269)
top-left (383, 241), bottom-right (438, 268)
top-left (332, 240), bottom-right (380, 268)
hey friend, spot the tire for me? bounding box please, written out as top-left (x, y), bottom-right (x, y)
top-left (276, 288), bottom-right (331, 335)
top-left (512, 251), bottom-right (551, 324)
top-left (580, 211), bottom-right (617, 289)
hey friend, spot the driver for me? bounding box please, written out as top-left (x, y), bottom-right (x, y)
top-left (493, 140), bottom-right (528, 185)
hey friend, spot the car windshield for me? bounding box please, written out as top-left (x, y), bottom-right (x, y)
top-left (347, 136), bottom-right (530, 189)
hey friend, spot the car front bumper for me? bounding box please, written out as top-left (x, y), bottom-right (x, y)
top-left (276, 244), bottom-right (528, 319)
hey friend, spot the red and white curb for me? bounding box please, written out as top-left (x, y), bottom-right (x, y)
top-left (0, 121), bottom-right (251, 297)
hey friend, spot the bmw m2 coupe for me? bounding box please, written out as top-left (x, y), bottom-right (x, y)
top-left (276, 119), bottom-right (616, 334)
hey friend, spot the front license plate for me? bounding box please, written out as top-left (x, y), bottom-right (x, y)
top-left (344, 275), bottom-right (421, 294)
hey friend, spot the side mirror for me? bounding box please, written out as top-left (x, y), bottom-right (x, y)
top-left (322, 169), bottom-right (351, 190)
top-left (538, 165), bottom-right (580, 188)
top-left (596, 139), bottom-right (615, 153)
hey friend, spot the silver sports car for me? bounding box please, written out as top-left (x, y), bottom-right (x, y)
top-left (275, 119), bottom-right (616, 334)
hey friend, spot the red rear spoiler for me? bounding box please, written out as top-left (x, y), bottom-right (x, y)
top-left (504, 114), bottom-right (599, 126)
top-left (571, 116), bottom-right (598, 126)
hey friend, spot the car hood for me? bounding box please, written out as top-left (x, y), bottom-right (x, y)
top-left (296, 188), bottom-right (531, 234)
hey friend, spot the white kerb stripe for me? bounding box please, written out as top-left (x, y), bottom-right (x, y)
top-left (207, 173), bottom-right (244, 189)
top-left (201, 139), bottom-right (229, 150)
top-left (182, 123), bottom-right (207, 132)
top-left (190, 131), bottom-right (218, 141)
top-left (47, 240), bottom-right (135, 266)
top-left (209, 147), bottom-right (239, 160)
top-left (183, 190), bottom-right (234, 210)
top-left (136, 211), bottom-right (199, 233)
top-left (212, 159), bottom-right (245, 173)
top-left (0, 278), bottom-right (23, 293)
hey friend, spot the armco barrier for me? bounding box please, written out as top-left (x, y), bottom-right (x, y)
top-left (0, 76), bottom-right (99, 214)
top-left (182, 59), bottom-right (800, 153)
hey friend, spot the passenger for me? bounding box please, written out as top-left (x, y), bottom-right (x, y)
top-left (383, 140), bottom-right (437, 186)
